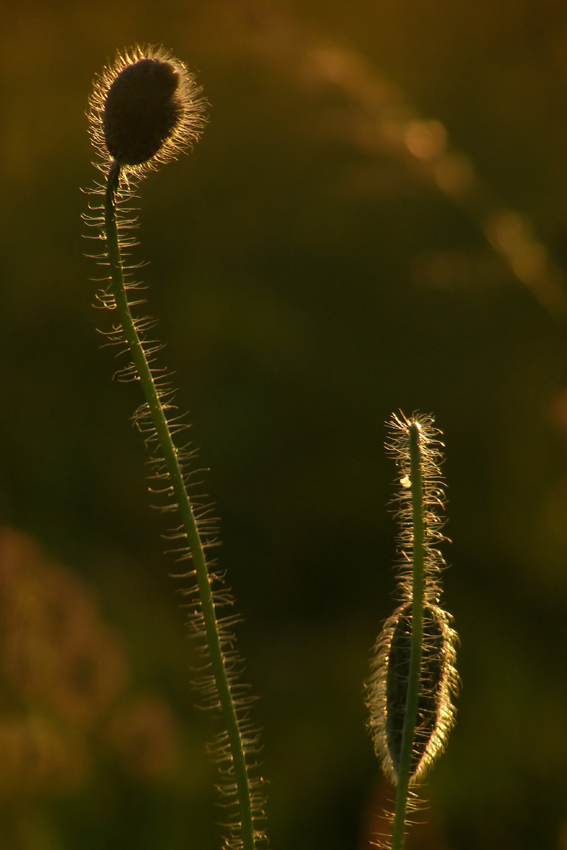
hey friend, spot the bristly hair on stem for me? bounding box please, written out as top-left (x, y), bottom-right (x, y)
top-left (366, 412), bottom-right (458, 850)
top-left (84, 46), bottom-right (267, 850)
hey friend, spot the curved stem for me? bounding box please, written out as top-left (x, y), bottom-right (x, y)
top-left (390, 423), bottom-right (425, 850)
top-left (104, 161), bottom-right (255, 850)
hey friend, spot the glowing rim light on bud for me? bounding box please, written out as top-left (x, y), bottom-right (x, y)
top-left (88, 45), bottom-right (206, 179)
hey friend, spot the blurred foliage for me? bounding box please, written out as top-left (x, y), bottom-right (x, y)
top-left (1, 0), bottom-right (567, 847)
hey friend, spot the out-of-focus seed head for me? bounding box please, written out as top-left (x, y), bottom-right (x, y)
top-left (88, 45), bottom-right (206, 177)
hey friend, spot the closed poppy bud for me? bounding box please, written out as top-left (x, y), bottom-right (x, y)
top-left (88, 45), bottom-right (206, 177)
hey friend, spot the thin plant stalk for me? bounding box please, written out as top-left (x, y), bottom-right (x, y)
top-left (104, 160), bottom-right (255, 850)
top-left (390, 423), bottom-right (425, 850)
top-left (366, 413), bottom-right (458, 849)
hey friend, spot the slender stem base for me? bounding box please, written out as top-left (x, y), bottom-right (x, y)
top-left (104, 161), bottom-right (256, 850)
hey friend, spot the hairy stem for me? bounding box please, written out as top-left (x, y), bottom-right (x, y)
top-left (104, 161), bottom-right (255, 850)
top-left (390, 423), bottom-right (425, 850)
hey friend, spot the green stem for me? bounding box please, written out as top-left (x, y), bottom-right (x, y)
top-left (390, 423), bottom-right (425, 850)
top-left (104, 161), bottom-right (255, 850)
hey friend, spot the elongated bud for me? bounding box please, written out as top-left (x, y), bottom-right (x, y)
top-left (88, 45), bottom-right (206, 177)
top-left (380, 601), bottom-right (457, 782)
top-left (366, 413), bottom-right (459, 785)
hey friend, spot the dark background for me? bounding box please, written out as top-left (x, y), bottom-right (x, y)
top-left (1, 1), bottom-right (567, 848)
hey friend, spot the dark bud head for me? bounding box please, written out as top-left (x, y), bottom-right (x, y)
top-left (103, 59), bottom-right (182, 166)
top-left (89, 46), bottom-right (206, 177)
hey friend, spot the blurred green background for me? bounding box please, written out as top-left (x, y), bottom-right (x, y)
top-left (1, 0), bottom-right (567, 848)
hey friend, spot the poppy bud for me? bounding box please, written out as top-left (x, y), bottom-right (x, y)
top-left (89, 46), bottom-right (205, 176)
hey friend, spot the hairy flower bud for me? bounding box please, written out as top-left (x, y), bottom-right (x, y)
top-left (88, 45), bottom-right (206, 177)
top-left (366, 414), bottom-right (459, 787)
